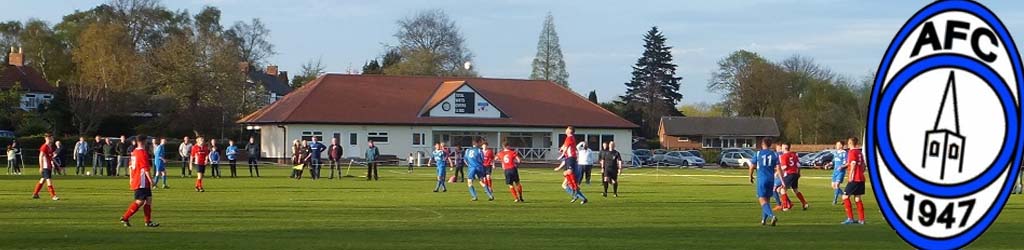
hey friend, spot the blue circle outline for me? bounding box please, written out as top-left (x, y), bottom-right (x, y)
top-left (868, 1), bottom-right (1024, 249)
top-left (876, 54), bottom-right (1016, 198)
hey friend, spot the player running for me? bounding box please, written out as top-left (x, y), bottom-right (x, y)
top-left (31, 133), bottom-right (59, 201)
top-left (430, 143), bottom-right (449, 192)
top-left (599, 141), bottom-right (623, 197)
top-left (749, 138), bottom-right (779, 226)
top-left (841, 137), bottom-right (867, 225)
top-left (828, 140), bottom-right (848, 205)
top-left (464, 139), bottom-right (494, 201)
top-left (481, 142), bottom-right (495, 195)
top-left (119, 136), bottom-right (159, 228)
top-left (498, 142), bottom-right (525, 202)
top-left (190, 137), bottom-right (211, 192)
top-left (779, 143), bottom-right (808, 211)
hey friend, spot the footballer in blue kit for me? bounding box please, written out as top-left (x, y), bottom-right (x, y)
top-left (431, 143), bottom-right (448, 192)
top-left (829, 141), bottom-right (848, 205)
top-left (464, 139), bottom-right (494, 201)
top-left (749, 138), bottom-right (779, 226)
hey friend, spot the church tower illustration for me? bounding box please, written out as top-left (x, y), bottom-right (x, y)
top-left (922, 71), bottom-right (965, 180)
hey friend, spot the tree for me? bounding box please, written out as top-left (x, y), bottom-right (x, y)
top-left (292, 57), bottom-right (326, 88)
top-left (587, 90), bottom-right (598, 104)
top-left (708, 50), bottom-right (768, 115)
top-left (621, 27), bottom-right (684, 137)
top-left (19, 19), bottom-right (74, 84)
top-left (678, 103), bottom-right (725, 117)
top-left (390, 9), bottom-right (475, 76)
top-left (530, 13), bottom-right (569, 88)
top-left (227, 18), bottom-right (274, 67)
top-left (69, 22), bottom-right (140, 135)
top-left (361, 59), bottom-right (382, 75)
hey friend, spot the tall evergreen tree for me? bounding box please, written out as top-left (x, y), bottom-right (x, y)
top-left (530, 13), bottom-right (569, 88)
top-left (621, 26), bottom-right (683, 137)
top-left (587, 90), bottom-right (598, 104)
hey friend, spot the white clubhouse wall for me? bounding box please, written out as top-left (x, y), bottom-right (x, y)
top-left (257, 124), bottom-right (633, 162)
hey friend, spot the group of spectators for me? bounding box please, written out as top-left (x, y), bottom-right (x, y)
top-left (2, 135), bottom-right (263, 179)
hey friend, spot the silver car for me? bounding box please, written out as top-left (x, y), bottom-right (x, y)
top-left (652, 151), bottom-right (706, 167)
top-left (719, 152), bottom-right (754, 168)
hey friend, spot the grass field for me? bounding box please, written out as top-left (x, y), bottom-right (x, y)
top-left (2, 165), bottom-right (1023, 249)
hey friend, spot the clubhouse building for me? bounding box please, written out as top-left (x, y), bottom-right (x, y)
top-left (238, 74), bottom-right (637, 162)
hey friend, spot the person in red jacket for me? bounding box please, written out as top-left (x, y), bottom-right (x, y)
top-left (31, 133), bottom-right (58, 200)
top-left (190, 136), bottom-right (211, 192)
top-left (120, 136), bottom-right (159, 227)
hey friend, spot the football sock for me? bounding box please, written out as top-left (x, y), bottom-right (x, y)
top-left (575, 190), bottom-right (587, 200)
top-left (516, 184), bottom-right (523, 200)
top-left (32, 183), bottom-right (42, 195)
top-left (833, 189), bottom-right (842, 204)
top-left (613, 183), bottom-right (618, 194)
top-left (856, 200), bottom-right (865, 221)
top-left (143, 204), bottom-right (152, 222)
top-left (509, 187), bottom-right (518, 200)
top-left (123, 203), bottom-right (139, 220)
top-left (781, 194), bottom-right (790, 208)
top-left (761, 203), bottom-right (773, 220)
top-left (468, 186), bottom-right (477, 199)
top-left (773, 192), bottom-right (781, 206)
top-left (564, 187), bottom-right (575, 197)
top-left (603, 182), bottom-right (608, 194)
top-left (796, 192), bottom-right (807, 205)
top-left (843, 198), bottom-right (853, 220)
top-left (47, 185), bottom-right (55, 197)
top-left (484, 185), bottom-right (494, 198)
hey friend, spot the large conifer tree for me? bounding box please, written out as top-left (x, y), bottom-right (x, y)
top-left (622, 27), bottom-right (683, 137)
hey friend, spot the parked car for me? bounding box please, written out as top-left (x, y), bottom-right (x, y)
top-left (0, 130), bottom-right (14, 139)
top-left (685, 150), bottom-right (703, 159)
top-left (632, 149), bottom-right (653, 167)
top-left (652, 149), bottom-right (668, 156)
top-left (800, 151), bottom-right (822, 166)
top-left (652, 151), bottom-right (705, 167)
top-left (719, 152), bottom-right (754, 168)
top-left (721, 148), bottom-right (743, 155)
top-left (810, 150), bottom-right (835, 168)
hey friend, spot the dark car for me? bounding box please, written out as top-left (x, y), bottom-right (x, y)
top-left (632, 149), bottom-right (653, 167)
top-left (810, 150), bottom-right (835, 168)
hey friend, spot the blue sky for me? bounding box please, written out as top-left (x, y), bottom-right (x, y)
top-left (7, 1), bottom-right (1024, 105)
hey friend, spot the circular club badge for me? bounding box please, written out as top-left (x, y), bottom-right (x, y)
top-left (868, 1), bottom-right (1024, 249)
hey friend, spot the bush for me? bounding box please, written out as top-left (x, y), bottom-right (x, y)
top-left (702, 149), bottom-right (721, 165)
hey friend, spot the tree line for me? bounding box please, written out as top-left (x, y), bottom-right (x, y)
top-left (0, 0), bottom-right (277, 138)
top-left (704, 50), bottom-right (870, 144)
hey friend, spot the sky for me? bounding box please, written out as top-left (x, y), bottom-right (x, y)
top-left (6, 0), bottom-right (1024, 105)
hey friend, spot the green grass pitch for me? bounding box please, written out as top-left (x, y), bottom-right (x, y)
top-left (1, 165), bottom-right (1022, 249)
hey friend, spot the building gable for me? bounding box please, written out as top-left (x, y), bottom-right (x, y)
top-left (421, 81), bottom-right (506, 118)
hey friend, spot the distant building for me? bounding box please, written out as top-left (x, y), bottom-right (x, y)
top-left (238, 74), bottom-right (637, 160)
top-left (241, 62), bottom-right (292, 106)
top-left (0, 47), bottom-right (56, 111)
top-left (659, 116), bottom-right (780, 150)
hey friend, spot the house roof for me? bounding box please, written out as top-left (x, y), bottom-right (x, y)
top-left (660, 116), bottom-right (780, 137)
top-left (239, 74), bottom-right (637, 129)
top-left (247, 70), bottom-right (292, 96)
top-left (0, 65), bottom-right (55, 93)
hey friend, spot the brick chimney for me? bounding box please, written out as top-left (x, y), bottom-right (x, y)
top-left (266, 65), bottom-right (279, 76)
top-left (8, 47), bottom-right (23, 67)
